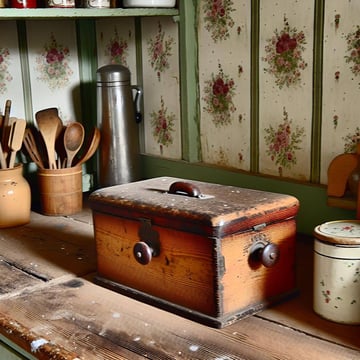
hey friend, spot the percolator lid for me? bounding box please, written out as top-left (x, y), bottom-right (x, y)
top-left (96, 64), bottom-right (131, 82)
top-left (314, 220), bottom-right (360, 245)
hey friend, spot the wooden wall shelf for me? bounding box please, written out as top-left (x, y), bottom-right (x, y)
top-left (0, 7), bottom-right (179, 20)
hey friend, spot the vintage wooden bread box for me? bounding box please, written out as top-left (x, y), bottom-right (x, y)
top-left (89, 177), bottom-right (300, 328)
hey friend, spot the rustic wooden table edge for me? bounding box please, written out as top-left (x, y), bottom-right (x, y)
top-left (0, 209), bottom-right (358, 360)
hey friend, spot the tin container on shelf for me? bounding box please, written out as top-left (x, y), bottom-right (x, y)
top-left (47, 0), bottom-right (74, 7)
top-left (89, 177), bottom-right (299, 328)
top-left (11, 0), bottom-right (36, 7)
top-left (313, 220), bottom-right (360, 324)
top-left (123, 0), bottom-right (175, 7)
top-left (86, 0), bottom-right (109, 7)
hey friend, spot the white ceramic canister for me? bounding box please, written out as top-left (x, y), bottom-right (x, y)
top-left (47, 0), bottom-right (75, 7)
top-left (122, 0), bottom-right (175, 7)
top-left (313, 220), bottom-right (360, 324)
top-left (86, 0), bottom-right (109, 7)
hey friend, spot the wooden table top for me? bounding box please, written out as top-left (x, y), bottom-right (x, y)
top-left (0, 208), bottom-right (358, 360)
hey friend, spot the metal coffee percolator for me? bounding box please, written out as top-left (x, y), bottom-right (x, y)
top-left (96, 64), bottom-right (142, 187)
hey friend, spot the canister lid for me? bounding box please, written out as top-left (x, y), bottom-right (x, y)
top-left (96, 64), bottom-right (131, 83)
top-left (314, 220), bottom-right (360, 245)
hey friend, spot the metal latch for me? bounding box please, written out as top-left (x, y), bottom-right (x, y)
top-left (133, 218), bottom-right (160, 265)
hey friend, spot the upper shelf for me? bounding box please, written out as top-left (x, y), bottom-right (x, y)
top-left (0, 7), bottom-right (179, 19)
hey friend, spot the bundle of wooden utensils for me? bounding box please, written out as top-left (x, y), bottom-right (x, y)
top-left (23, 107), bottom-right (100, 170)
top-left (0, 100), bottom-right (27, 169)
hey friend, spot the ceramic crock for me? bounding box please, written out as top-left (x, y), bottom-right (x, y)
top-left (0, 164), bottom-right (31, 228)
top-left (313, 220), bottom-right (360, 324)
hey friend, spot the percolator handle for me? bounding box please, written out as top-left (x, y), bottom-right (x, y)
top-left (132, 85), bottom-right (143, 124)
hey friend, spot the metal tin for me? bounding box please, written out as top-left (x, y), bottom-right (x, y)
top-left (86, 0), bottom-right (109, 7)
top-left (123, 0), bottom-right (175, 7)
top-left (313, 220), bottom-right (360, 324)
top-left (47, 0), bottom-right (74, 6)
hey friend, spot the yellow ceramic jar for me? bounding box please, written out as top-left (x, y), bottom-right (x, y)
top-left (0, 164), bottom-right (31, 228)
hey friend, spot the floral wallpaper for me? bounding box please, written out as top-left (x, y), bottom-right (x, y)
top-left (345, 25), bottom-right (360, 81)
top-left (198, 0), bottom-right (251, 171)
top-left (202, 0), bottom-right (236, 42)
top-left (0, 21), bottom-right (25, 119)
top-left (35, 33), bottom-right (73, 91)
top-left (150, 96), bottom-right (175, 149)
top-left (264, 107), bottom-right (305, 176)
top-left (147, 22), bottom-right (174, 82)
top-left (2, 2), bottom-right (360, 187)
top-left (141, 17), bottom-right (181, 159)
top-left (262, 17), bottom-right (307, 90)
top-left (258, 0), bottom-right (313, 180)
top-left (0, 47), bottom-right (11, 95)
top-left (105, 27), bottom-right (129, 66)
top-left (27, 21), bottom-right (81, 123)
top-left (96, 18), bottom-right (136, 72)
top-left (197, 0), bottom-right (360, 183)
top-left (202, 64), bottom-right (237, 127)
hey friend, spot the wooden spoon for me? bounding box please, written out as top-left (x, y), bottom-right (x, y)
top-left (0, 142), bottom-right (6, 169)
top-left (23, 128), bottom-right (45, 169)
top-left (73, 127), bottom-right (101, 167)
top-left (36, 109), bottom-right (62, 169)
top-left (1, 99), bottom-right (12, 158)
top-left (63, 122), bottom-right (85, 168)
top-left (8, 118), bottom-right (26, 168)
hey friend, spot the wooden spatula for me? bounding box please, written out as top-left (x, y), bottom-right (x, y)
top-left (8, 118), bottom-right (26, 168)
top-left (23, 127), bottom-right (45, 169)
top-left (35, 108), bottom-right (62, 169)
top-left (1, 99), bottom-right (11, 158)
top-left (0, 142), bottom-right (6, 169)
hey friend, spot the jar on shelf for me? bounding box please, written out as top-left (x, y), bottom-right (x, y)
top-left (313, 220), bottom-right (360, 324)
top-left (85, 0), bottom-right (109, 8)
top-left (10, 0), bottom-right (37, 7)
top-left (47, 0), bottom-right (75, 7)
top-left (0, 164), bottom-right (31, 228)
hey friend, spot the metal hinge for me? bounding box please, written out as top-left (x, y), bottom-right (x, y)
top-left (253, 223), bottom-right (267, 231)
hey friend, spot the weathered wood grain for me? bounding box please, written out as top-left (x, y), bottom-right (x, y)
top-left (0, 206), bottom-right (358, 359)
top-left (0, 211), bottom-right (96, 281)
top-left (0, 278), bottom-right (358, 360)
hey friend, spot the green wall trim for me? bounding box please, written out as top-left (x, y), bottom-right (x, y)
top-left (178, 0), bottom-right (201, 162)
top-left (17, 21), bottom-right (33, 124)
top-left (311, 0), bottom-right (325, 183)
top-left (140, 154), bottom-right (356, 236)
top-left (135, 17), bottom-right (145, 153)
top-left (76, 19), bottom-right (98, 179)
top-left (250, 0), bottom-right (260, 172)
top-left (76, 19), bottom-right (97, 129)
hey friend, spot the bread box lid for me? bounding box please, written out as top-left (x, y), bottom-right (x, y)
top-left (89, 177), bottom-right (299, 237)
